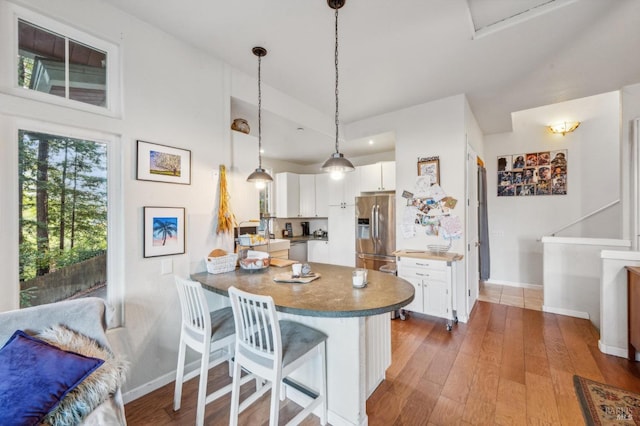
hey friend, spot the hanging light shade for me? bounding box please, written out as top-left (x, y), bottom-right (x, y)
top-left (247, 46), bottom-right (273, 189)
top-left (321, 0), bottom-right (355, 180)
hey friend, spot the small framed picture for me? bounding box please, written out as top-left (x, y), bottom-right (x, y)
top-left (137, 140), bottom-right (191, 184)
top-left (143, 207), bottom-right (186, 258)
top-left (417, 156), bottom-right (440, 186)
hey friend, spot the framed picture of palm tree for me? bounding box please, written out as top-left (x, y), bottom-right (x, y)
top-left (143, 207), bottom-right (185, 257)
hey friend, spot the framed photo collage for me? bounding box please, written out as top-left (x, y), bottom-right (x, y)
top-left (497, 150), bottom-right (567, 197)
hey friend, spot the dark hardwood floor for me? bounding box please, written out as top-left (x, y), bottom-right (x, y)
top-left (124, 301), bottom-right (640, 425)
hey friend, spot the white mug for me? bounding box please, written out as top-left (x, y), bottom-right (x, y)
top-left (292, 263), bottom-right (302, 278)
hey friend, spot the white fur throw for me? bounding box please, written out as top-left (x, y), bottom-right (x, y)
top-left (34, 324), bottom-right (128, 426)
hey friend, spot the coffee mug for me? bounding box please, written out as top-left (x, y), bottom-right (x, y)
top-left (292, 263), bottom-right (302, 278)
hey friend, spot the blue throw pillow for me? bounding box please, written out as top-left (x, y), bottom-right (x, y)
top-left (0, 330), bottom-right (104, 426)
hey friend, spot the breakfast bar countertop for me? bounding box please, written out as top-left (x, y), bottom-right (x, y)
top-left (191, 262), bottom-right (414, 318)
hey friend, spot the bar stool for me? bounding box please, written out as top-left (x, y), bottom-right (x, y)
top-left (174, 277), bottom-right (248, 426)
top-left (227, 286), bottom-right (328, 426)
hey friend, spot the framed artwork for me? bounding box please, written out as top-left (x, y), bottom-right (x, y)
top-left (497, 150), bottom-right (567, 197)
top-left (136, 140), bottom-right (191, 184)
top-left (143, 207), bottom-right (185, 258)
top-left (417, 156), bottom-right (440, 186)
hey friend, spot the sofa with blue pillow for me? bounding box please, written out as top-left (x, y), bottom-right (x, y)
top-left (0, 297), bottom-right (127, 426)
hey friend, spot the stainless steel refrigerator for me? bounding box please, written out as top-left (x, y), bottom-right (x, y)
top-left (355, 194), bottom-right (396, 271)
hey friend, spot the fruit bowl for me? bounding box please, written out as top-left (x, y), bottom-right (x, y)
top-left (239, 257), bottom-right (270, 270)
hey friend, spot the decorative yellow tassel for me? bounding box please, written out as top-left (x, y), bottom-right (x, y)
top-left (217, 165), bottom-right (236, 234)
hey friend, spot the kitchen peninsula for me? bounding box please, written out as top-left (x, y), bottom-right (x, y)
top-left (191, 262), bottom-right (414, 426)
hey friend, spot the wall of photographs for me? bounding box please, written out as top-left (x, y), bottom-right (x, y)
top-left (497, 150), bottom-right (567, 196)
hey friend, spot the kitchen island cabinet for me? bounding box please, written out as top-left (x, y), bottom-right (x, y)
top-left (191, 263), bottom-right (413, 426)
top-left (395, 250), bottom-right (463, 330)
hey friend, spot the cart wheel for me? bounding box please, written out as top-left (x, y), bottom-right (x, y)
top-left (454, 316), bottom-right (459, 324)
top-left (400, 311), bottom-right (406, 321)
top-left (446, 323), bottom-right (452, 332)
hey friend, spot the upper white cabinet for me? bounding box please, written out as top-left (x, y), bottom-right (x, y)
top-left (327, 169), bottom-right (359, 206)
top-left (299, 174), bottom-right (316, 217)
top-left (358, 161), bottom-right (395, 192)
top-left (315, 173), bottom-right (330, 217)
top-left (276, 173), bottom-right (329, 218)
top-left (275, 172), bottom-right (300, 218)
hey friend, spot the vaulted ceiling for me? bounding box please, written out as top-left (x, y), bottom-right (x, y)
top-left (101, 0), bottom-right (640, 163)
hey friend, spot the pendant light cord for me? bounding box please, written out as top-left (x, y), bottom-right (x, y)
top-left (334, 6), bottom-right (340, 155)
top-left (258, 54), bottom-right (263, 169)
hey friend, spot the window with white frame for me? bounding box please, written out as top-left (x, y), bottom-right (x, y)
top-left (17, 124), bottom-right (124, 326)
top-left (13, 6), bottom-right (120, 114)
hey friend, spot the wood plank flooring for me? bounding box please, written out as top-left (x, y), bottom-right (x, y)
top-left (124, 301), bottom-right (640, 425)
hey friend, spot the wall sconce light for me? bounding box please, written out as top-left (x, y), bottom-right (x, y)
top-left (548, 121), bottom-right (580, 136)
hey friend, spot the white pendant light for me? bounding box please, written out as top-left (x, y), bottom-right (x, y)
top-left (321, 0), bottom-right (355, 180)
top-left (246, 46), bottom-right (273, 189)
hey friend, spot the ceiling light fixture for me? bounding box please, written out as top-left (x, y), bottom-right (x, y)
top-left (321, 0), bottom-right (355, 180)
top-left (548, 121), bottom-right (580, 136)
top-left (246, 46), bottom-right (273, 189)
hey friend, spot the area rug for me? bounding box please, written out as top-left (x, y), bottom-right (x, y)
top-left (574, 375), bottom-right (640, 425)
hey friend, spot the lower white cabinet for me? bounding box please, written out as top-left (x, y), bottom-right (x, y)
top-left (308, 240), bottom-right (330, 264)
top-left (397, 256), bottom-right (456, 329)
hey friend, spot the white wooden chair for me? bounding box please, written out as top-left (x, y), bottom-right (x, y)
top-left (174, 277), bottom-right (250, 426)
top-left (227, 286), bottom-right (328, 426)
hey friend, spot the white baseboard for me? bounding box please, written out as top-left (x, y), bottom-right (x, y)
top-left (122, 359), bottom-right (201, 404)
top-left (598, 340), bottom-right (630, 359)
top-left (542, 305), bottom-right (589, 320)
top-left (483, 279), bottom-right (542, 289)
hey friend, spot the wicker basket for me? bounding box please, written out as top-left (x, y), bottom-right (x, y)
top-left (205, 253), bottom-right (238, 274)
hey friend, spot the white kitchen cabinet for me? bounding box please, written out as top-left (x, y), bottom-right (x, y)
top-left (328, 170), bottom-right (359, 207)
top-left (314, 173), bottom-right (330, 217)
top-left (328, 205), bottom-right (355, 267)
top-left (308, 240), bottom-right (330, 264)
top-left (299, 174), bottom-right (316, 217)
top-left (358, 161), bottom-right (395, 192)
top-left (397, 256), bottom-right (456, 330)
top-left (275, 172), bottom-right (300, 218)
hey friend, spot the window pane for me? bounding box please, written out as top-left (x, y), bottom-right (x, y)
top-left (18, 19), bottom-right (65, 99)
top-left (17, 20), bottom-right (108, 108)
top-left (68, 39), bottom-right (107, 107)
top-left (19, 130), bottom-right (108, 308)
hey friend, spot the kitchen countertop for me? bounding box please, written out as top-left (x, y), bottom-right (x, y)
top-left (191, 262), bottom-right (414, 318)
top-left (394, 249), bottom-right (464, 262)
top-left (285, 235), bottom-right (329, 242)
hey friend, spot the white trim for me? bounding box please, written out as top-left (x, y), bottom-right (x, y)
top-left (597, 340), bottom-right (632, 359)
top-left (471, 0), bottom-right (579, 39)
top-left (540, 236), bottom-right (631, 247)
top-left (600, 250), bottom-right (640, 261)
top-left (542, 305), bottom-right (589, 320)
top-left (122, 359), bottom-right (200, 404)
top-left (483, 278), bottom-right (542, 289)
top-left (6, 3), bottom-right (121, 117)
top-left (14, 118), bottom-right (124, 326)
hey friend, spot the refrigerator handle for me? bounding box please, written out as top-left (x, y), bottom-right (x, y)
top-left (375, 204), bottom-right (380, 240)
top-left (370, 204), bottom-right (377, 240)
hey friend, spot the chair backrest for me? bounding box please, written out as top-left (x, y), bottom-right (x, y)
top-left (228, 286), bottom-right (281, 372)
top-left (175, 277), bottom-right (210, 341)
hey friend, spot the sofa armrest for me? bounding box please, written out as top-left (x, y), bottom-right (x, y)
top-left (0, 297), bottom-right (109, 349)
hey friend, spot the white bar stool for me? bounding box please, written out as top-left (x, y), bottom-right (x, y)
top-left (227, 286), bottom-right (328, 426)
top-left (173, 277), bottom-right (252, 426)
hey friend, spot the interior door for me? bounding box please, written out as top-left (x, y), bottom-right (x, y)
top-left (466, 145), bottom-right (479, 317)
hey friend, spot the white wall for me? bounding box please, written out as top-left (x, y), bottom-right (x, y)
top-left (484, 91), bottom-right (621, 285)
top-left (621, 83), bottom-right (640, 249)
top-left (0, 0), bottom-right (239, 395)
top-left (346, 94), bottom-right (472, 317)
